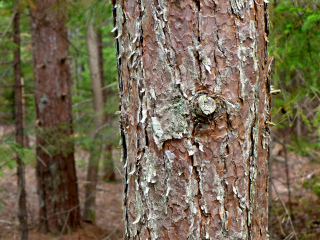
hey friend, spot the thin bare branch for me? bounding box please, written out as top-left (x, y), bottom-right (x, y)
top-left (271, 180), bottom-right (298, 240)
top-left (0, 10), bottom-right (16, 42)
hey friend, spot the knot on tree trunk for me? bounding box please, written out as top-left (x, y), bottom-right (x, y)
top-left (197, 95), bottom-right (216, 116)
top-left (194, 94), bottom-right (220, 118)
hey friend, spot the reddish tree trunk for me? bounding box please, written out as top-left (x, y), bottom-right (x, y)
top-left (113, 0), bottom-right (271, 239)
top-left (30, 0), bottom-right (81, 234)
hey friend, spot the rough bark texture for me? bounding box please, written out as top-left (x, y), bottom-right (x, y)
top-left (114, 0), bottom-right (271, 239)
top-left (13, 4), bottom-right (29, 239)
top-left (83, 20), bottom-right (105, 223)
top-left (30, 0), bottom-right (81, 233)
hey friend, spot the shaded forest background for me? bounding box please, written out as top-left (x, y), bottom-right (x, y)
top-left (0, 0), bottom-right (319, 239)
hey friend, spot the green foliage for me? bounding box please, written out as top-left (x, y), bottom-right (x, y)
top-left (312, 107), bottom-right (320, 135)
top-left (0, 2), bottom-right (15, 119)
top-left (0, 0), bottom-right (35, 124)
top-left (0, 0), bottom-right (119, 177)
top-left (0, 142), bottom-right (34, 177)
top-left (67, 0), bottom-right (113, 28)
top-left (288, 138), bottom-right (320, 157)
top-left (270, 5), bottom-right (320, 235)
top-left (68, 0), bottom-right (119, 162)
top-left (270, 1), bottom-right (320, 85)
top-left (269, 0), bottom-right (320, 150)
top-left (35, 124), bottom-right (76, 157)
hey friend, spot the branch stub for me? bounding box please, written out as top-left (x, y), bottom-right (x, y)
top-left (197, 95), bottom-right (216, 116)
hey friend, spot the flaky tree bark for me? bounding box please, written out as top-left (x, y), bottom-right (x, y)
top-left (13, 3), bottom-right (28, 239)
top-left (114, 0), bottom-right (271, 239)
top-left (30, 0), bottom-right (81, 234)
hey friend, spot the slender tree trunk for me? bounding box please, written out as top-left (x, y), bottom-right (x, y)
top-left (268, 134), bottom-right (273, 238)
top-left (30, 0), bottom-right (81, 234)
top-left (97, 30), bottom-right (116, 182)
top-left (102, 143), bottom-right (116, 181)
top-left (13, 3), bottom-right (28, 239)
top-left (83, 20), bottom-right (105, 223)
top-left (20, 78), bottom-right (29, 148)
top-left (113, 0), bottom-right (271, 239)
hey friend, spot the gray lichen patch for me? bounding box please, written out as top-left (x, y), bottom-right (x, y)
top-left (151, 117), bottom-right (164, 144)
top-left (115, 4), bottom-right (124, 39)
top-left (39, 93), bottom-right (48, 113)
top-left (236, 19), bottom-right (259, 103)
top-left (151, 96), bottom-right (193, 150)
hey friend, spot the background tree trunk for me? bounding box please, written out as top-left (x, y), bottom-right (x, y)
top-left (97, 30), bottom-right (116, 182)
top-left (84, 18), bottom-right (116, 222)
top-left (13, 3), bottom-right (28, 239)
top-left (102, 143), bottom-right (115, 181)
top-left (113, 0), bottom-right (271, 239)
top-left (83, 20), bottom-right (105, 223)
top-left (30, 0), bottom-right (81, 234)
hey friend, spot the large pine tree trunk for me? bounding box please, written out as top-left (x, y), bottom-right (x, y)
top-left (30, 0), bottom-right (81, 234)
top-left (114, 0), bottom-right (271, 239)
top-left (13, 3), bottom-right (28, 239)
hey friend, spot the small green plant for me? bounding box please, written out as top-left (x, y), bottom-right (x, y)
top-left (303, 174), bottom-right (320, 202)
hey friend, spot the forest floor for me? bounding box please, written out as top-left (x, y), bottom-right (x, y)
top-left (1, 125), bottom-right (320, 239)
top-left (0, 164), bottom-right (124, 240)
top-left (0, 146), bottom-right (124, 240)
top-left (269, 142), bottom-right (320, 240)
